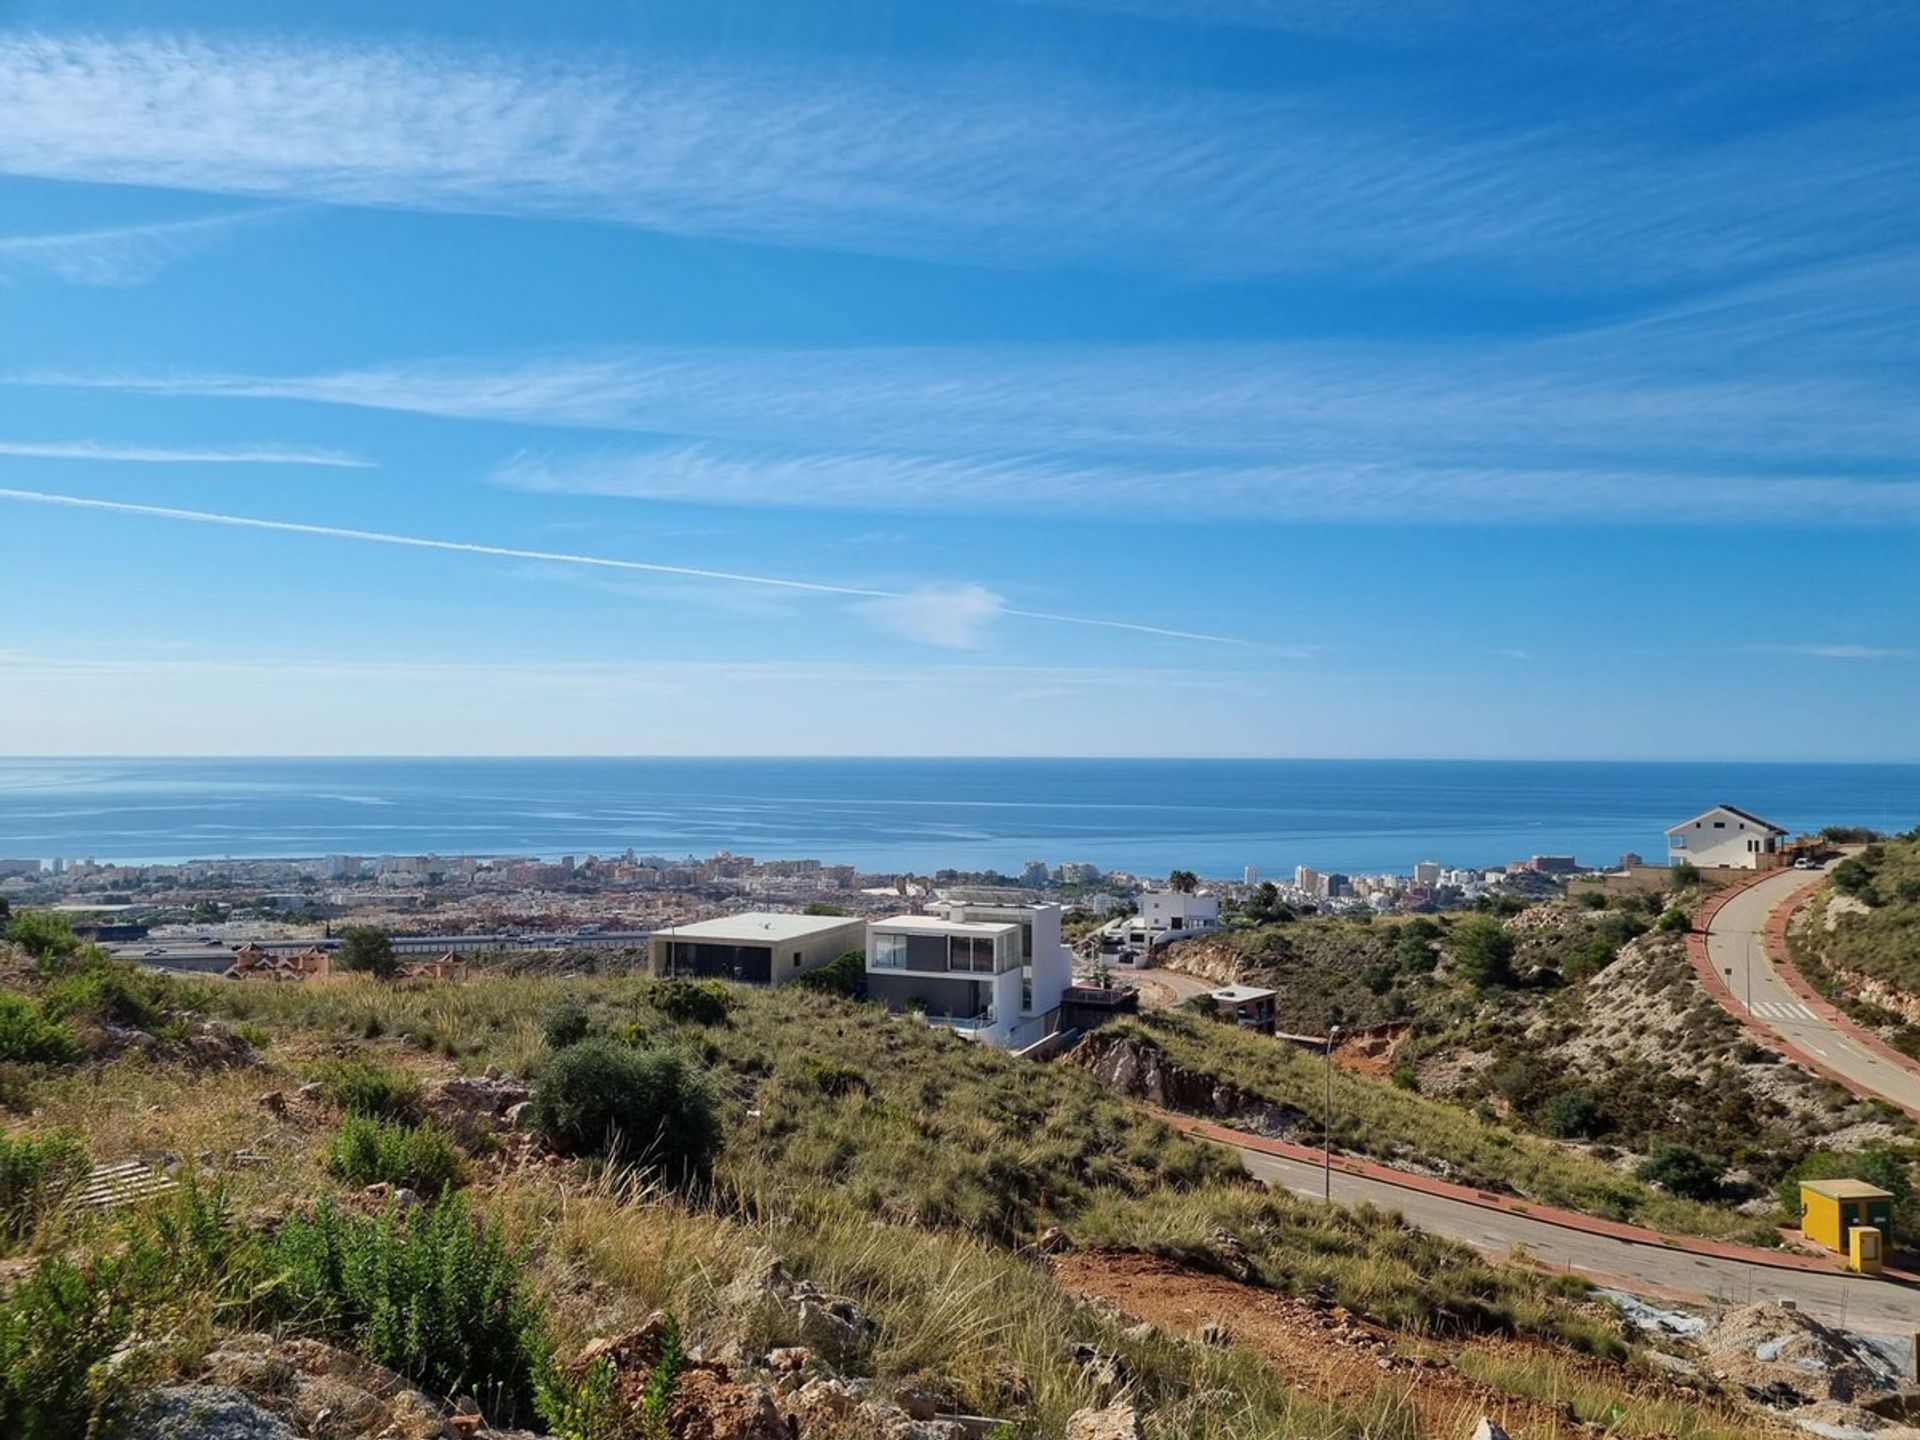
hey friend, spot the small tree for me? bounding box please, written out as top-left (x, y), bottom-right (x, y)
top-left (336, 926), bottom-right (398, 980)
top-left (1451, 917), bottom-right (1515, 989)
top-left (1167, 869), bottom-right (1200, 894)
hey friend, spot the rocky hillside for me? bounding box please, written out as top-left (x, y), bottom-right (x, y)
top-left (1785, 834), bottom-right (1920, 1054)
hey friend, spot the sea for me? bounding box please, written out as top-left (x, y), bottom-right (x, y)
top-left (3, 758), bottom-right (1918, 879)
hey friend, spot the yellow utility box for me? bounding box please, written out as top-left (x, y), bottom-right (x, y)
top-left (1799, 1178), bottom-right (1894, 1254)
top-left (1848, 1225), bottom-right (1885, 1275)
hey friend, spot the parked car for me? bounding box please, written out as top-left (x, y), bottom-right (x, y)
top-left (1794, 857), bottom-right (1817, 870)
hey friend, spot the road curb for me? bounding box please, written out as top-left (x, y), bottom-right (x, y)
top-left (1163, 1114), bottom-right (1889, 1280)
top-left (1687, 873), bottom-right (1920, 1121)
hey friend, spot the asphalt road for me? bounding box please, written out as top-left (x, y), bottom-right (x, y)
top-left (1238, 1148), bottom-right (1920, 1334)
top-left (1704, 867), bottom-right (1920, 1115)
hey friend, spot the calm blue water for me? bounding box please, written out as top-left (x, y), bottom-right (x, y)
top-left (0, 758), bottom-right (1916, 876)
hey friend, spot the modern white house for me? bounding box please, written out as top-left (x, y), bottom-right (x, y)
top-left (1097, 887), bottom-right (1222, 958)
top-left (866, 913), bottom-right (1027, 1045)
top-left (865, 896), bottom-right (1072, 1048)
top-left (1665, 805), bottom-right (1788, 870)
top-left (648, 912), bottom-right (866, 986)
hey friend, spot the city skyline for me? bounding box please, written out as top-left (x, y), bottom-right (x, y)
top-left (2, 1), bottom-right (1917, 758)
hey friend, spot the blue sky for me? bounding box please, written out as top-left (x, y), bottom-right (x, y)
top-left (0, 0), bottom-right (1915, 758)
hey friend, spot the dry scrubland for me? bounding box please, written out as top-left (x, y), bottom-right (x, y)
top-left (1160, 898), bottom-right (1913, 1238)
top-left (1789, 834), bottom-right (1920, 1052)
top-left (0, 920), bottom-right (1805, 1438)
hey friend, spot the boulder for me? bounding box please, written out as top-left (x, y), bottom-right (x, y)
top-left (1471, 1421), bottom-right (1512, 1440)
top-left (133, 1385), bottom-right (299, 1440)
top-left (1064, 1402), bottom-right (1143, 1440)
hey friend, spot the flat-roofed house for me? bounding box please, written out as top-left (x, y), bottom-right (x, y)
top-left (1665, 805), bottom-right (1788, 870)
top-left (649, 912), bottom-right (867, 987)
top-left (924, 891), bottom-right (1072, 1046)
top-left (865, 913), bottom-right (1025, 1046)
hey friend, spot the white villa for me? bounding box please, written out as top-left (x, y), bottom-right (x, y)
top-left (865, 895), bottom-right (1071, 1048)
top-left (1665, 805), bottom-right (1788, 870)
top-left (1096, 887), bottom-right (1222, 959)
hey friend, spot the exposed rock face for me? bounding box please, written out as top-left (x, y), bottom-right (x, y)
top-left (788, 1377), bottom-right (966, 1440)
top-left (1064, 1402), bottom-right (1143, 1440)
top-left (717, 1247), bottom-right (875, 1363)
top-left (432, 1073), bottom-right (534, 1119)
top-left (133, 1386), bottom-right (299, 1440)
top-left (198, 1333), bottom-right (456, 1440)
top-left (1065, 1032), bottom-right (1301, 1137)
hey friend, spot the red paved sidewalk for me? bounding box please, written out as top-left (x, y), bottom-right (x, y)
top-left (1162, 1113), bottom-right (1882, 1278)
top-left (1685, 873), bottom-right (1920, 1120)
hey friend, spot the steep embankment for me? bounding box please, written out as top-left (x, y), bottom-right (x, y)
top-left (1787, 835), bottom-right (1920, 1055)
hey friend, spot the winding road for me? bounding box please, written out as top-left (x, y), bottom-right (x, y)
top-left (1142, 874), bottom-right (1920, 1333)
top-left (1700, 865), bottom-right (1920, 1115)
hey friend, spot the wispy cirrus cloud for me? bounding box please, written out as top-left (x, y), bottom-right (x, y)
top-left (0, 487), bottom-right (1252, 649)
top-left (489, 444), bottom-right (1920, 526)
top-left (0, 206), bottom-right (287, 285)
top-left (1762, 643), bottom-right (1916, 661)
top-left (0, 31), bottom-right (1910, 280)
top-left (0, 438), bottom-right (371, 468)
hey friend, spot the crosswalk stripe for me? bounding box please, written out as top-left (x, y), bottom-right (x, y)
top-left (1752, 1000), bottom-right (1816, 1021)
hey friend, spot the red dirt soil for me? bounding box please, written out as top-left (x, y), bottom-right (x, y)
top-left (1050, 1248), bottom-right (1783, 1439)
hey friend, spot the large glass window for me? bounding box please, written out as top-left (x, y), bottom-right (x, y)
top-left (951, 935), bottom-right (997, 972)
top-left (872, 932), bottom-right (909, 968)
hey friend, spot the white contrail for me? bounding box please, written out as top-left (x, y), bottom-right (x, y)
top-left (0, 487), bottom-right (1251, 646)
top-left (0, 439), bottom-right (372, 468)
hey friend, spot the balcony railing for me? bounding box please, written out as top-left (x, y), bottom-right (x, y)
top-left (928, 1009), bottom-right (997, 1032)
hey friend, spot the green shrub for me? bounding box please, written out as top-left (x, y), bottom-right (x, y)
top-left (531, 1038), bottom-right (720, 1185)
top-left (1669, 860), bottom-right (1702, 889)
top-left (0, 1130), bottom-right (90, 1250)
top-left (2, 913), bottom-right (80, 970)
top-left (1180, 991), bottom-right (1224, 1019)
top-left (649, 979), bottom-right (732, 1026)
top-left (0, 993), bottom-right (81, 1065)
top-left (1540, 1089), bottom-right (1606, 1140)
top-left (544, 1000), bottom-right (591, 1051)
top-left (794, 951), bottom-right (866, 999)
top-left (1637, 1142), bottom-right (1722, 1200)
top-left (39, 959), bottom-right (166, 1029)
top-left (267, 1195), bottom-right (546, 1419)
top-left (311, 1059), bottom-right (424, 1122)
top-left (0, 1252), bottom-right (130, 1439)
top-left (325, 1115), bottom-right (469, 1196)
top-left (1655, 908), bottom-right (1690, 933)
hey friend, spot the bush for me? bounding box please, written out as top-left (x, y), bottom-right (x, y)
top-left (311, 1059), bottom-right (424, 1123)
top-left (336, 926), bottom-right (399, 979)
top-left (38, 958), bottom-right (166, 1029)
top-left (0, 1130), bottom-right (90, 1250)
top-left (1180, 991), bottom-right (1225, 1020)
top-left (1637, 1142), bottom-right (1723, 1200)
top-left (325, 1115), bottom-right (469, 1196)
top-left (0, 993), bottom-right (80, 1065)
top-left (649, 979), bottom-right (732, 1026)
top-left (531, 1038), bottom-right (720, 1185)
top-left (1540, 1089), bottom-right (1607, 1140)
top-left (544, 1000), bottom-right (591, 1051)
top-left (1669, 860), bottom-right (1702, 889)
top-left (794, 951), bottom-right (866, 999)
top-left (1451, 918), bottom-right (1516, 989)
top-left (1655, 908), bottom-right (1690, 933)
top-left (2, 913), bottom-right (79, 970)
top-left (267, 1196), bottom-right (546, 1418)
top-left (1832, 859), bottom-right (1876, 899)
top-left (0, 1252), bottom-right (130, 1439)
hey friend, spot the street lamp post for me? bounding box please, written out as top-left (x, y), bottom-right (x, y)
top-left (1323, 1023), bottom-right (1341, 1203)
